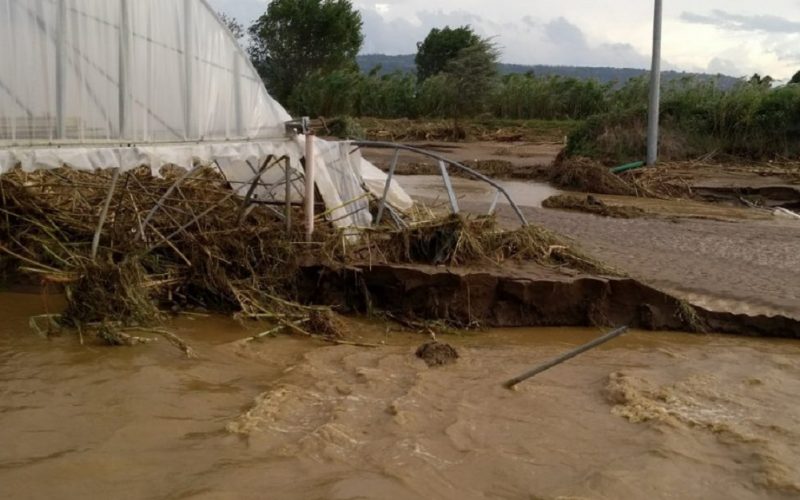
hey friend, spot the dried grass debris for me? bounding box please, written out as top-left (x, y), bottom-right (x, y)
top-left (543, 194), bottom-right (646, 218)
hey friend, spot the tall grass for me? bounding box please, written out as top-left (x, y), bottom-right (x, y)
top-left (568, 77), bottom-right (800, 162)
top-left (285, 67), bottom-right (800, 160)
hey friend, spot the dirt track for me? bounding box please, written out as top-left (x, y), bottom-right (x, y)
top-left (495, 204), bottom-right (800, 320)
top-left (377, 141), bottom-right (800, 321)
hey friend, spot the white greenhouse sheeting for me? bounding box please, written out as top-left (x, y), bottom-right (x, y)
top-left (0, 0), bottom-right (413, 228)
top-left (0, 0), bottom-right (288, 144)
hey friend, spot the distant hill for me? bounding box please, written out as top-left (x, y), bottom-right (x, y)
top-left (357, 54), bottom-right (741, 88)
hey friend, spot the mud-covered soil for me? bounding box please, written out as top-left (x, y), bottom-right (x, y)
top-left (365, 141), bottom-right (800, 209)
top-left (361, 141), bottom-right (558, 179)
top-left (543, 194), bottom-right (646, 218)
top-left (497, 205), bottom-right (800, 321)
top-left (386, 141), bottom-right (799, 322)
top-left (301, 262), bottom-right (800, 338)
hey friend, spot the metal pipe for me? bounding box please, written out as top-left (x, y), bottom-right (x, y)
top-left (118, 0), bottom-right (130, 140)
top-left (646, 0), bottom-right (663, 166)
top-left (284, 157), bottom-right (292, 231)
top-left (503, 326), bottom-right (629, 389)
top-left (488, 190), bottom-right (501, 215)
top-left (304, 134), bottom-right (316, 242)
top-left (55, 0), bottom-right (67, 139)
top-left (91, 168), bottom-right (121, 260)
top-left (138, 163), bottom-right (203, 240)
top-left (375, 148), bottom-right (400, 226)
top-left (237, 156), bottom-right (272, 224)
top-left (353, 141), bottom-right (528, 226)
top-left (438, 160), bottom-right (459, 214)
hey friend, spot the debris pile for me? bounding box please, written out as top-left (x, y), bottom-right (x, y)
top-left (549, 157), bottom-right (636, 196)
top-left (0, 167), bottom-right (609, 347)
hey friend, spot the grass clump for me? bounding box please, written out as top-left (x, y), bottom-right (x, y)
top-left (548, 157), bottom-right (636, 195)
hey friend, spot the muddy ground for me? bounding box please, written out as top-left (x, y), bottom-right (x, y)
top-left (362, 143), bottom-right (800, 323)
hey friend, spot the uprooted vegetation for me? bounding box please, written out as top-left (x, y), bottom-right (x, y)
top-left (543, 194), bottom-right (645, 219)
top-left (316, 117), bottom-right (574, 143)
top-left (548, 156), bottom-right (695, 199)
top-left (0, 167), bottom-right (609, 348)
top-left (548, 156), bottom-right (636, 196)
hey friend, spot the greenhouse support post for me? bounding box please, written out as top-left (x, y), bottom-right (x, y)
top-left (305, 134), bottom-right (316, 242)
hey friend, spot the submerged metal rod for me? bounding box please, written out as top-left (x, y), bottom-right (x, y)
top-left (503, 326), bottom-right (629, 389)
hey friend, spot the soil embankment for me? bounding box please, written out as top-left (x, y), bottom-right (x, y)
top-left (301, 262), bottom-right (800, 338)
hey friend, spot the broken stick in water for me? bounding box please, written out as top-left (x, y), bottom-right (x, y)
top-left (503, 326), bottom-right (629, 389)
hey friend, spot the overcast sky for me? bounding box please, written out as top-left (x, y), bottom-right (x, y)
top-left (208, 0), bottom-right (800, 80)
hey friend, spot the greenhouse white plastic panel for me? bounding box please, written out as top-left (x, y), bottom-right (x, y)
top-left (0, 0), bottom-right (290, 146)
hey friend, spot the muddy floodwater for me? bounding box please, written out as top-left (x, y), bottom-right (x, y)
top-left (396, 175), bottom-right (561, 209)
top-left (2, 292), bottom-right (800, 499)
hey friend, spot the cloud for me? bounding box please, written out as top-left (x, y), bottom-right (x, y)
top-left (535, 17), bottom-right (652, 69)
top-left (680, 10), bottom-right (800, 33)
top-left (360, 8), bottom-right (492, 54)
top-left (360, 11), bottom-right (653, 69)
top-left (707, 57), bottom-right (741, 76)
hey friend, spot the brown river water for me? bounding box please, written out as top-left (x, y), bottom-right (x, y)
top-left (1, 292), bottom-right (800, 499)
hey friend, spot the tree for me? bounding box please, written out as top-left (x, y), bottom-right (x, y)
top-left (418, 37), bottom-right (499, 135)
top-left (248, 0), bottom-right (363, 104)
top-left (749, 73), bottom-right (773, 88)
top-left (218, 12), bottom-right (244, 41)
top-left (790, 70), bottom-right (800, 85)
top-left (415, 26), bottom-right (481, 82)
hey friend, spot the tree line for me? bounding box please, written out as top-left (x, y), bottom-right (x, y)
top-left (225, 0), bottom-right (800, 159)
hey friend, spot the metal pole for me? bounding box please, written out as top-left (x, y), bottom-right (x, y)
top-left (352, 141), bottom-right (528, 226)
top-left (183, 0), bottom-right (194, 140)
top-left (438, 160), bottom-right (460, 214)
top-left (375, 148), bottom-right (399, 226)
top-left (119, 0), bottom-right (130, 140)
top-left (646, 0), bottom-right (663, 166)
top-left (304, 134), bottom-right (316, 242)
top-left (55, 0), bottom-right (66, 139)
top-left (503, 326), bottom-right (629, 389)
top-left (284, 157), bottom-right (292, 232)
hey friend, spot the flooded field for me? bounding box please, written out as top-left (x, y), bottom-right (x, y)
top-left (396, 174), bottom-right (561, 209)
top-left (2, 292), bottom-right (799, 499)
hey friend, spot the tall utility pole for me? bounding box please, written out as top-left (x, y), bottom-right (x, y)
top-left (646, 0), bottom-right (663, 166)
